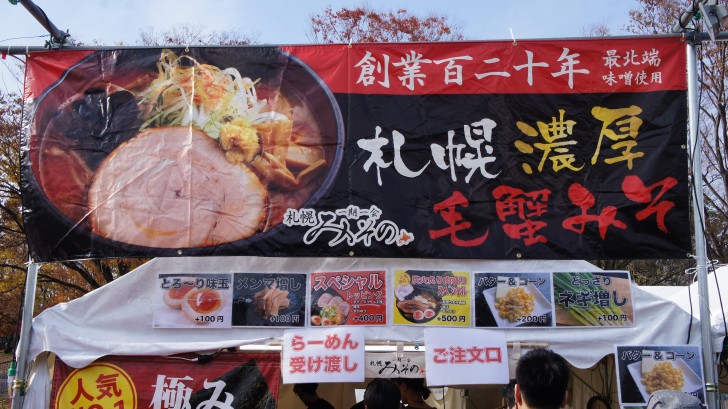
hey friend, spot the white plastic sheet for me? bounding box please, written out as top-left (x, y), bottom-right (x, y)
top-left (20, 257), bottom-right (707, 409)
top-left (25, 256), bottom-right (700, 371)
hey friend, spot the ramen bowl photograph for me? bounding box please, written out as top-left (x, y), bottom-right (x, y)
top-left (23, 47), bottom-right (344, 259)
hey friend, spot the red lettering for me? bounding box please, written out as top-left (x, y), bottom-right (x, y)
top-left (622, 175), bottom-right (677, 233)
top-left (291, 335), bottom-right (305, 351)
top-left (493, 185), bottom-right (551, 245)
top-left (429, 191), bottom-right (489, 246)
top-left (562, 183), bottom-right (627, 239)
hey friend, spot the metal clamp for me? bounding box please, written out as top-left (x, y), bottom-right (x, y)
top-left (12, 378), bottom-right (26, 393)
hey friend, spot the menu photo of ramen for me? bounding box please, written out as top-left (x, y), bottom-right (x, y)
top-left (392, 269), bottom-right (471, 327)
top-left (24, 47), bottom-right (344, 259)
top-left (309, 271), bottom-right (387, 327)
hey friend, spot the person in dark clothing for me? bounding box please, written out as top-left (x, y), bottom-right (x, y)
top-left (393, 378), bottom-right (433, 409)
top-left (502, 379), bottom-right (516, 409)
top-left (363, 379), bottom-right (401, 409)
top-left (294, 383), bottom-right (335, 409)
top-left (514, 348), bottom-right (570, 409)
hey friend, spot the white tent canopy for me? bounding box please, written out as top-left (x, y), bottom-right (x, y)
top-left (25, 256), bottom-right (704, 368)
top-left (642, 265), bottom-right (728, 353)
top-left (20, 256), bottom-right (704, 408)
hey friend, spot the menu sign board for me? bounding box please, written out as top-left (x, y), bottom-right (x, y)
top-left (155, 272), bottom-right (308, 328)
top-left (474, 271), bottom-right (634, 328)
top-left (153, 273), bottom-right (233, 328)
top-left (232, 273), bottom-right (306, 327)
top-left (309, 271), bottom-right (387, 326)
top-left (474, 272), bottom-right (553, 327)
top-left (392, 270), bottom-right (471, 327)
top-left (553, 272), bottom-right (634, 327)
top-left (616, 345), bottom-right (705, 407)
top-left (153, 270), bottom-right (632, 330)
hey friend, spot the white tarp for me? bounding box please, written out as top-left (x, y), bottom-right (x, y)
top-left (25, 256), bottom-right (702, 368)
top-left (642, 265), bottom-right (728, 352)
top-left (20, 257), bottom-right (703, 408)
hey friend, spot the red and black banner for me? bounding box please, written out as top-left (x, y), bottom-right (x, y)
top-left (50, 354), bottom-right (281, 409)
top-left (21, 37), bottom-right (689, 261)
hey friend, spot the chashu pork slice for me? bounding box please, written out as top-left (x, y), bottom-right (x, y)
top-left (88, 126), bottom-right (267, 248)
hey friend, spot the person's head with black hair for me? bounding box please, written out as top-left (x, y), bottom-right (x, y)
top-left (364, 378), bottom-right (401, 409)
top-left (514, 348), bottom-right (570, 409)
top-left (394, 378), bottom-right (433, 409)
top-left (293, 383), bottom-right (334, 409)
top-left (502, 379), bottom-right (516, 409)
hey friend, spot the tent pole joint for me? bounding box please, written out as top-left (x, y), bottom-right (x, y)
top-left (45, 32), bottom-right (71, 50)
top-left (11, 379), bottom-right (26, 396)
top-left (688, 30), bottom-right (704, 45)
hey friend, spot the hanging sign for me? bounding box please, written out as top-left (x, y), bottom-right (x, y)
top-left (615, 345), bottom-right (705, 407)
top-left (392, 269), bottom-right (471, 327)
top-left (281, 328), bottom-right (366, 384)
top-left (50, 354), bottom-right (280, 409)
top-left (309, 270), bottom-right (387, 326)
top-left (22, 37), bottom-right (689, 261)
top-left (365, 352), bottom-right (426, 378)
top-left (424, 328), bottom-right (508, 385)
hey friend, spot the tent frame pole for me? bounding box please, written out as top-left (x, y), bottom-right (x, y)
top-left (686, 37), bottom-right (719, 409)
top-left (10, 261), bottom-right (38, 409)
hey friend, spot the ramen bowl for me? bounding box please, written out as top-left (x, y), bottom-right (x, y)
top-left (23, 47), bottom-right (344, 259)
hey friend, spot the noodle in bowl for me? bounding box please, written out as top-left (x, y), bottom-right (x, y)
top-left (25, 47), bottom-right (344, 256)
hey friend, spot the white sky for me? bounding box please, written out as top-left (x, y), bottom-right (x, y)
top-left (0, 0), bottom-right (643, 94)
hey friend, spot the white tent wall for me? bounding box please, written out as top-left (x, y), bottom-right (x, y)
top-left (641, 265), bottom-right (728, 408)
top-left (641, 265), bottom-right (728, 355)
top-left (19, 257), bottom-right (703, 409)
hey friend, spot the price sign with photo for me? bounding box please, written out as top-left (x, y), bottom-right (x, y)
top-left (615, 345), bottom-right (705, 406)
top-left (392, 270), bottom-right (470, 326)
top-left (474, 272), bottom-right (553, 328)
top-left (231, 273), bottom-right (306, 327)
top-left (309, 271), bottom-right (387, 326)
top-left (553, 271), bottom-right (634, 327)
top-left (153, 273), bottom-right (232, 328)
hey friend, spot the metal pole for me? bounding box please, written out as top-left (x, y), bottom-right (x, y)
top-left (686, 39), bottom-right (719, 409)
top-left (15, 0), bottom-right (69, 46)
top-left (671, 0), bottom-right (709, 34)
top-left (10, 262), bottom-right (38, 409)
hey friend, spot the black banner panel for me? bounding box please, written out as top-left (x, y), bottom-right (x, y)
top-left (21, 37), bottom-right (689, 261)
